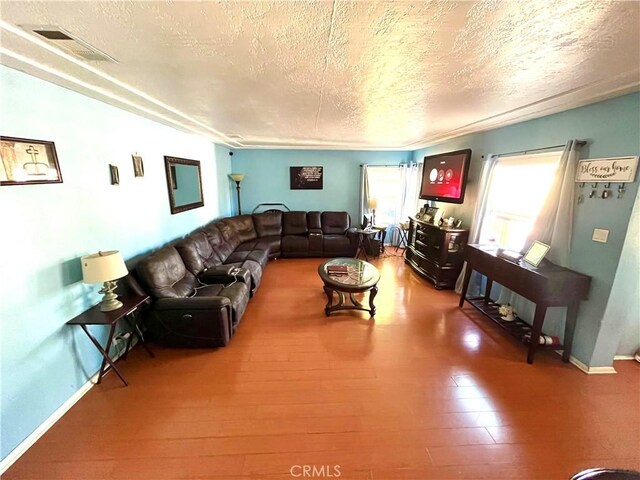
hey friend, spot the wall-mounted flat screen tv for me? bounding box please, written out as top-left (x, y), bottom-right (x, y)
top-left (419, 149), bottom-right (472, 204)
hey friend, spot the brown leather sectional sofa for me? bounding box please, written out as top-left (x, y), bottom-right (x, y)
top-left (134, 211), bottom-right (357, 347)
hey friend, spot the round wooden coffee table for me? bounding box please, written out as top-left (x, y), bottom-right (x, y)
top-left (318, 258), bottom-right (380, 317)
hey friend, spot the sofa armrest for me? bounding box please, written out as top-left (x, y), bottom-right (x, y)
top-left (199, 267), bottom-right (251, 287)
top-left (154, 296), bottom-right (230, 311)
top-left (309, 228), bottom-right (323, 235)
top-left (346, 227), bottom-right (359, 251)
top-left (204, 265), bottom-right (237, 275)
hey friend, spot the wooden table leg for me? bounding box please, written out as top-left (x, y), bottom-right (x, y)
top-left (484, 278), bottom-right (493, 304)
top-left (355, 235), bottom-right (369, 261)
top-left (458, 264), bottom-right (473, 308)
top-left (123, 314), bottom-right (155, 359)
top-left (323, 286), bottom-right (334, 316)
top-left (369, 285), bottom-right (378, 316)
top-left (80, 324), bottom-right (128, 386)
top-left (563, 301), bottom-right (579, 362)
top-left (527, 303), bottom-right (548, 364)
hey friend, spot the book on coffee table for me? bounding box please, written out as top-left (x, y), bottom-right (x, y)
top-left (327, 265), bottom-right (348, 275)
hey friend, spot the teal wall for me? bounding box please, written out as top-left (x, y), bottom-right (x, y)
top-left (230, 150), bottom-right (412, 221)
top-left (0, 66), bottom-right (232, 461)
top-left (413, 92), bottom-right (640, 367)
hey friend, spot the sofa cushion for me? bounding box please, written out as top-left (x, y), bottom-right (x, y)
top-left (283, 211), bottom-right (308, 236)
top-left (323, 235), bottom-right (353, 256)
top-left (225, 214), bottom-right (257, 244)
top-left (201, 223), bottom-right (224, 248)
top-left (175, 232), bottom-right (222, 276)
top-left (136, 246), bottom-right (198, 299)
top-left (254, 235), bottom-right (281, 258)
top-left (307, 211), bottom-right (322, 232)
top-left (216, 219), bottom-right (242, 251)
top-left (282, 235), bottom-right (309, 257)
top-left (225, 249), bottom-right (269, 270)
top-left (198, 283), bottom-right (249, 327)
top-left (235, 239), bottom-right (258, 251)
top-left (253, 211), bottom-right (283, 237)
top-left (322, 211), bottom-right (350, 235)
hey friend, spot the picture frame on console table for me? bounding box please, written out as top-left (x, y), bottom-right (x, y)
top-left (0, 136), bottom-right (63, 186)
top-left (523, 241), bottom-right (550, 267)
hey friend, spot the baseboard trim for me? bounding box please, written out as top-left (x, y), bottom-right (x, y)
top-left (569, 355), bottom-right (617, 374)
top-left (613, 355), bottom-right (637, 361)
top-left (0, 340), bottom-right (136, 475)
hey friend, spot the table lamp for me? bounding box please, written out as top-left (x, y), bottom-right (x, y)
top-left (229, 173), bottom-right (245, 215)
top-left (368, 197), bottom-right (378, 226)
top-left (81, 251), bottom-right (128, 311)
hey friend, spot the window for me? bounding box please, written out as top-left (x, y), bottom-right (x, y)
top-left (478, 151), bottom-right (561, 252)
top-left (366, 166), bottom-right (404, 226)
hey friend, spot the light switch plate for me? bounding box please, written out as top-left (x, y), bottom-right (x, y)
top-left (592, 228), bottom-right (609, 243)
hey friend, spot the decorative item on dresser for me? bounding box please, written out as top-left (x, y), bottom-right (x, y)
top-left (405, 216), bottom-right (469, 289)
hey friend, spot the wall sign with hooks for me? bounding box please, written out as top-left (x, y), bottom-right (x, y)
top-left (575, 156), bottom-right (638, 183)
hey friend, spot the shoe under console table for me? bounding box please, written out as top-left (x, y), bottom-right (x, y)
top-left (405, 216), bottom-right (469, 289)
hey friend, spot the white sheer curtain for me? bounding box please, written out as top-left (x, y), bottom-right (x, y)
top-left (455, 154), bottom-right (500, 294)
top-left (524, 139), bottom-right (582, 266)
top-left (359, 164), bottom-right (371, 225)
top-left (494, 140), bottom-right (584, 338)
top-left (399, 163), bottom-right (421, 222)
top-left (360, 163), bottom-right (421, 242)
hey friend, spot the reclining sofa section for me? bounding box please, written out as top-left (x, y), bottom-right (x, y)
top-left (135, 211), bottom-right (357, 347)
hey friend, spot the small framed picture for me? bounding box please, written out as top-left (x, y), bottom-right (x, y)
top-left (132, 155), bottom-right (144, 177)
top-left (110, 164), bottom-right (120, 185)
top-left (523, 241), bottom-right (550, 267)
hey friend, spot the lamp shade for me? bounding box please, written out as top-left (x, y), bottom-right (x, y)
top-left (229, 173), bottom-right (245, 182)
top-left (81, 251), bottom-right (128, 284)
top-left (367, 197), bottom-right (378, 209)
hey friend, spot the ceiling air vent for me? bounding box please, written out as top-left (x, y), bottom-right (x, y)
top-left (22, 25), bottom-right (117, 63)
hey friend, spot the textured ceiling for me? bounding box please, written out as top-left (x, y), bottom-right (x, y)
top-left (0, 1), bottom-right (638, 149)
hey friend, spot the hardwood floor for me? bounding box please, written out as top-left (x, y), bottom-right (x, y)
top-left (5, 255), bottom-right (639, 479)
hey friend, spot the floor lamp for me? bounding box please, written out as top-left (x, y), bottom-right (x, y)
top-left (229, 173), bottom-right (245, 214)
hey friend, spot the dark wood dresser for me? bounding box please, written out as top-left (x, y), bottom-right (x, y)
top-left (405, 216), bottom-right (469, 289)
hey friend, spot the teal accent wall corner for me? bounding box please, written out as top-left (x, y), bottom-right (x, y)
top-left (413, 92), bottom-right (640, 368)
top-left (230, 149), bottom-right (413, 220)
top-left (0, 65), bottom-right (232, 461)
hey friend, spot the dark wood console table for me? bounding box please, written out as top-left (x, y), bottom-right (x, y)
top-left (458, 245), bottom-right (591, 364)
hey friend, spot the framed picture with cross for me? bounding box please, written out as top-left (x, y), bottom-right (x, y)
top-left (0, 136), bottom-right (63, 186)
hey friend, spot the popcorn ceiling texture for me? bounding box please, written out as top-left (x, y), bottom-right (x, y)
top-left (0, 0), bottom-right (638, 148)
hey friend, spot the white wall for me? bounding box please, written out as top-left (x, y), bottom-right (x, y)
top-left (0, 65), bottom-right (232, 460)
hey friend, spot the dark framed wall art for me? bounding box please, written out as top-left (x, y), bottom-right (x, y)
top-left (0, 136), bottom-right (63, 186)
top-left (290, 166), bottom-right (323, 190)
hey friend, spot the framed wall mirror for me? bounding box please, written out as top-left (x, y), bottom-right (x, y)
top-left (164, 156), bottom-right (204, 214)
